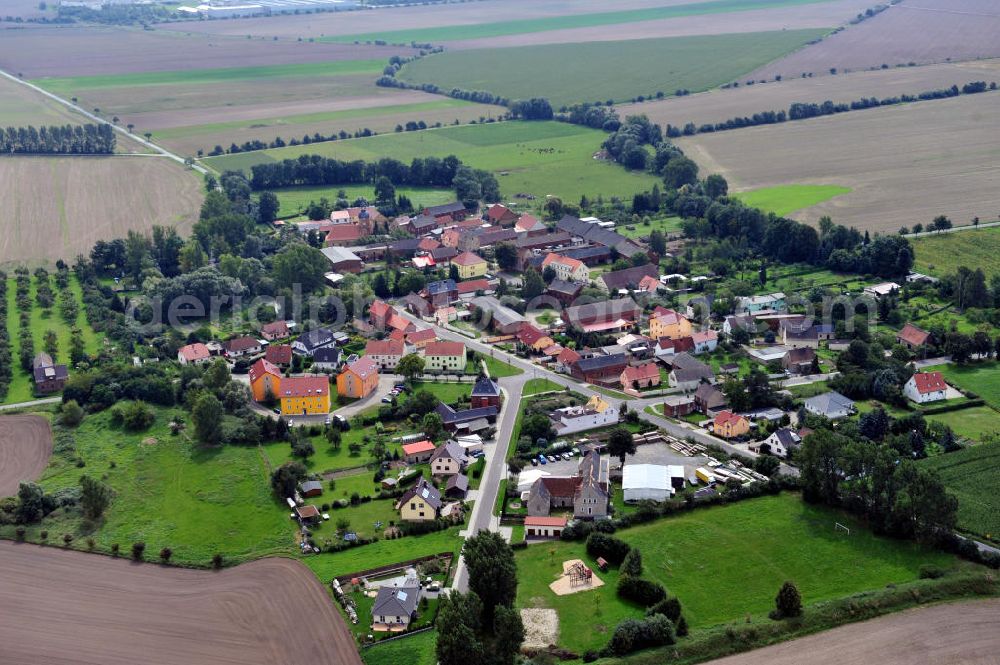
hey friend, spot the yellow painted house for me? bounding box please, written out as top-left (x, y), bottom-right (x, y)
top-left (336, 357), bottom-right (380, 399)
top-left (396, 478), bottom-right (442, 522)
top-left (713, 410), bottom-right (750, 439)
top-left (649, 308), bottom-right (693, 340)
top-left (452, 251), bottom-right (488, 279)
top-left (249, 358), bottom-right (330, 415)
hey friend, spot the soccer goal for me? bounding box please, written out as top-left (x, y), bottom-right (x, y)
top-left (835, 522), bottom-right (851, 535)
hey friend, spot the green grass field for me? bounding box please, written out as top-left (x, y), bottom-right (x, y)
top-left (206, 120), bottom-right (660, 204)
top-left (922, 441), bottom-right (1000, 542)
top-left (938, 362), bottom-right (1000, 409)
top-left (362, 627), bottom-right (437, 665)
top-left (397, 30), bottom-right (829, 106)
top-left (484, 355), bottom-right (523, 378)
top-left (270, 185), bottom-right (454, 218)
top-left (912, 226), bottom-right (1000, 280)
top-left (524, 378), bottom-right (564, 396)
top-left (327, 0), bottom-right (830, 44)
top-left (1, 407), bottom-right (295, 565)
top-left (515, 493), bottom-right (954, 653)
top-left (733, 184), bottom-right (852, 217)
top-left (3, 275), bottom-right (103, 404)
top-left (304, 525), bottom-right (464, 581)
top-left (617, 216), bottom-right (683, 239)
top-left (152, 99), bottom-right (478, 142)
top-left (33, 60), bottom-right (387, 94)
top-left (925, 406), bottom-right (1000, 443)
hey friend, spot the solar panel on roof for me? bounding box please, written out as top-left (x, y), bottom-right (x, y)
top-left (397, 591), bottom-right (408, 602)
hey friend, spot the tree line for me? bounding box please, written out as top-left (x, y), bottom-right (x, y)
top-left (248, 153), bottom-right (468, 191)
top-left (665, 81), bottom-right (996, 138)
top-left (0, 274), bottom-right (10, 399)
top-left (0, 123), bottom-right (115, 154)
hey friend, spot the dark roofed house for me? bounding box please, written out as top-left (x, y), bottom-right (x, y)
top-left (406, 215), bottom-right (439, 236)
top-left (563, 297), bottom-right (639, 333)
top-left (311, 346), bottom-right (342, 371)
top-left (694, 383), bottom-right (727, 413)
top-left (401, 292), bottom-right (432, 318)
top-left (470, 295), bottom-right (526, 334)
top-left (430, 246), bottom-right (459, 264)
top-left (32, 352), bottom-right (68, 394)
top-left (570, 353), bottom-right (628, 385)
top-left (423, 279), bottom-right (459, 308)
top-left (424, 201), bottom-right (468, 222)
top-left (388, 237), bottom-right (423, 258)
top-left (782, 347), bottom-right (817, 374)
top-left (563, 245), bottom-right (613, 265)
top-left (547, 278), bottom-right (583, 306)
top-left (598, 264), bottom-right (659, 293)
top-left (371, 583), bottom-right (421, 631)
top-left (445, 473), bottom-right (470, 499)
top-left (516, 231), bottom-right (572, 252)
top-left (292, 326), bottom-right (337, 356)
top-left (300, 480), bottom-right (323, 498)
top-left (471, 376), bottom-right (502, 408)
top-left (223, 336), bottom-right (262, 358)
top-left (435, 402), bottom-right (499, 433)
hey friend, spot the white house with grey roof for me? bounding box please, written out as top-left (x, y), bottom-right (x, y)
top-left (804, 391), bottom-right (856, 420)
top-left (371, 583), bottom-right (421, 631)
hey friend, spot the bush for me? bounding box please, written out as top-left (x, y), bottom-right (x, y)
top-left (111, 400), bottom-right (156, 431)
top-left (773, 581), bottom-right (802, 619)
top-left (647, 596), bottom-right (683, 622)
top-left (14, 526), bottom-right (25, 541)
top-left (60, 400), bottom-right (85, 426)
top-left (212, 553), bottom-right (224, 569)
top-left (621, 547), bottom-right (643, 577)
top-left (131, 541), bottom-right (146, 561)
top-left (111, 543), bottom-right (120, 557)
top-left (159, 547), bottom-right (172, 563)
top-left (617, 575), bottom-right (667, 607)
top-left (605, 614), bottom-right (675, 656)
top-left (586, 532), bottom-right (630, 565)
top-left (919, 564), bottom-right (946, 579)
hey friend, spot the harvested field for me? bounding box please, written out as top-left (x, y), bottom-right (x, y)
top-left (0, 415), bottom-right (52, 497)
top-left (0, 542), bottom-right (362, 665)
top-left (676, 92), bottom-right (1000, 233)
top-left (0, 156), bottom-right (203, 267)
top-left (0, 72), bottom-right (85, 127)
top-left (398, 30), bottom-right (830, 107)
top-left (327, 0), bottom-right (868, 48)
top-left (618, 59), bottom-right (1000, 130)
top-left (0, 27), bottom-right (410, 78)
top-left (749, 0), bottom-right (1000, 82)
top-left (704, 599), bottom-right (1000, 665)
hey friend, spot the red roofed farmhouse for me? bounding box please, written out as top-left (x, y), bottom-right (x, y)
top-left (904, 371), bottom-right (949, 404)
top-left (621, 362), bottom-right (661, 389)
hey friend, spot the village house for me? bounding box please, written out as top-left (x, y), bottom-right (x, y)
top-left (782, 347), bottom-right (817, 375)
top-left (177, 342), bottom-right (211, 366)
top-left (597, 263), bottom-right (660, 293)
top-left (32, 352), bottom-right (68, 394)
top-left (570, 353), bottom-right (628, 385)
top-left (668, 352), bottom-right (715, 391)
top-left (563, 297), bottom-right (639, 334)
top-left (648, 308), bottom-right (692, 340)
top-left (402, 440), bottom-right (436, 464)
top-left (292, 326), bottom-right (337, 357)
top-left (422, 340), bottom-right (466, 372)
top-left (517, 324), bottom-right (555, 353)
top-left (654, 335), bottom-right (695, 359)
top-left (526, 450), bottom-right (610, 520)
top-left (896, 323), bottom-right (931, 350)
top-left (754, 428), bottom-right (801, 459)
top-left (445, 473), bottom-right (469, 499)
top-left (551, 395), bottom-right (619, 434)
top-left (401, 293), bottom-right (433, 319)
top-left (804, 391), bottom-right (856, 419)
top-left (371, 582), bottom-right (421, 632)
top-left (485, 203), bottom-right (519, 226)
top-left (300, 480), bottom-right (323, 498)
top-left (365, 338), bottom-right (404, 370)
top-left (713, 410), bottom-right (750, 439)
top-left (264, 344), bottom-right (293, 367)
top-left (621, 362), bottom-right (661, 390)
top-left (430, 441), bottom-right (467, 477)
top-left (249, 358), bottom-right (282, 403)
top-left (694, 383), bottom-right (727, 414)
top-left (311, 347), bottom-right (342, 372)
top-left (470, 295), bottom-right (526, 334)
top-left (423, 201), bottom-right (468, 223)
top-left (691, 330), bottom-right (719, 354)
top-left (524, 516), bottom-right (568, 539)
top-left (661, 394), bottom-right (697, 417)
top-left (260, 320), bottom-right (290, 341)
top-left (336, 357), bottom-right (379, 399)
top-left (223, 336), bottom-right (261, 358)
top-left (515, 214), bottom-right (547, 235)
top-left (276, 375), bottom-right (330, 416)
top-left (541, 252), bottom-right (590, 283)
top-left (323, 224), bottom-right (364, 247)
top-left (904, 371), bottom-right (949, 404)
top-left (470, 376), bottom-right (502, 408)
top-left (546, 278), bottom-right (583, 306)
top-left (396, 478), bottom-right (443, 522)
top-left (424, 279), bottom-right (459, 308)
top-left (435, 402), bottom-right (499, 434)
top-left (452, 251), bottom-right (488, 279)
top-left (554, 347), bottom-right (582, 374)
top-left (406, 328), bottom-right (437, 349)
top-left (736, 292), bottom-right (786, 314)
top-left (456, 278), bottom-right (493, 300)
top-left (320, 246), bottom-right (363, 273)
top-left (723, 314), bottom-right (756, 337)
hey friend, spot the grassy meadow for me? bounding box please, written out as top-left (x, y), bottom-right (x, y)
top-left (912, 226), bottom-right (1000, 280)
top-left (207, 120), bottom-right (660, 206)
top-left (922, 441), bottom-right (1000, 543)
top-left (734, 184), bottom-right (852, 217)
top-left (326, 0), bottom-right (832, 44)
top-left (397, 30), bottom-right (829, 106)
top-left (938, 362), bottom-right (1000, 409)
top-left (270, 184), bottom-right (454, 218)
top-left (617, 216), bottom-right (684, 239)
top-left (515, 493), bottom-right (955, 654)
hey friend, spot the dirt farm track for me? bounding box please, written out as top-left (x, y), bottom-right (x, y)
top-left (0, 542), bottom-right (363, 665)
top-left (707, 598), bottom-right (1000, 665)
top-left (0, 415), bottom-right (53, 497)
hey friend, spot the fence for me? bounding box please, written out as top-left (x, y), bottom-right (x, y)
top-left (361, 626), bottom-right (435, 649)
top-left (334, 551), bottom-right (455, 584)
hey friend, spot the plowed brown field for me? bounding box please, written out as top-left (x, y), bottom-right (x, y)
top-left (0, 542), bottom-right (363, 665)
top-left (0, 415), bottom-right (52, 497)
top-left (705, 598), bottom-right (1000, 665)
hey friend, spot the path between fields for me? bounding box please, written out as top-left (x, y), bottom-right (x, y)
top-left (0, 397), bottom-right (60, 411)
top-left (0, 68), bottom-right (208, 173)
top-left (704, 598), bottom-right (1000, 665)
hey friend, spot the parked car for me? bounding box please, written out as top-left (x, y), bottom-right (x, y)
top-left (547, 455), bottom-right (556, 463)
top-left (272, 408), bottom-right (281, 415)
top-left (531, 458), bottom-right (539, 466)
top-left (538, 456), bottom-right (547, 465)
top-left (381, 396), bottom-right (392, 403)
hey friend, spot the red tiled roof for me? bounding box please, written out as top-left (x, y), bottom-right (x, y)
top-left (897, 323), bottom-right (930, 347)
top-left (343, 357), bottom-right (378, 380)
top-left (225, 336), bottom-right (259, 352)
top-left (407, 328), bottom-right (436, 344)
top-left (402, 440), bottom-right (436, 456)
top-left (324, 224), bottom-right (363, 243)
top-left (558, 347), bottom-right (581, 364)
top-left (265, 344), bottom-right (292, 365)
top-left (370, 300), bottom-right (393, 319)
top-left (515, 214), bottom-right (544, 232)
top-left (517, 324), bottom-right (548, 346)
top-left (714, 410), bottom-right (746, 428)
top-left (261, 321), bottom-right (288, 336)
top-left (486, 203), bottom-right (517, 222)
top-left (691, 330), bottom-right (718, 344)
top-left (622, 363), bottom-right (659, 382)
top-left (279, 375), bottom-right (329, 398)
top-left (539, 476), bottom-right (579, 499)
top-left (911, 371), bottom-right (948, 394)
top-left (178, 343), bottom-right (210, 362)
top-left (387, 312), bottom-right (414, 332)
top-left (542, 252), bottom-right (583, 271)
top-left (453, 251), bottom-right (485, 267)
top-left (457, 279), bottom-right (490, 294)
top-left (418, 237), bottom-right (441, 251)
top-left (296, 504), bottom-right (320, 518)
top-left (390, 329), bottom-right (406, 342)
top-left (248, 358), bottom-right (281, 383)
top-left (424, 341), bottom-right (465, 357)
top-left (525, 516), bottom-right (567, 527)
top-left (365, 339), bottom-right (404, 356)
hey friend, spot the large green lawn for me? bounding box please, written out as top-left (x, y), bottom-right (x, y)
top-left (515, 493), bottom-right (954, 654)
top-left (733, 184), bottom-right (851, 217)
top-left (484, 355), bottom-right (524, 378)
top-left (304, 525), bottom-right (465, 582)
top-left (3, 275), bottom-right (103, 404)
top-left (2, 407), bottom-right (294, 566)
top-left (33, 60), bottom-right (386, 94)
top-left (206, 120), bottom-right (660, 204)
top-left (922, 441), bottom-right (1000, 543)
top-left (938, 362), bottom-right (1000, 408)
top-left (397, 30), bottom-right (829, 106)
top-left (926, 406), bottom-right (1000, 443)
top-left (269, 185), bottom-right (455, 218)
top-left (327, 0), bottom-right (831, 44)
top-left (617, 216), bottom-right (683, 239)
top-left (362, 627), bottom-right (437, 665)
top-left (912, 226), bottom-right (1000, 280)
